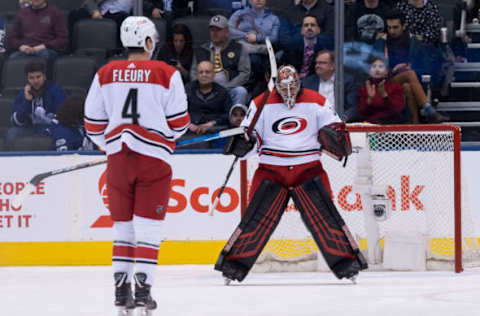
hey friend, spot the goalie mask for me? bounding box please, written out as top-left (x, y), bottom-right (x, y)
top-left (275, 65), bottom-right (301, 109)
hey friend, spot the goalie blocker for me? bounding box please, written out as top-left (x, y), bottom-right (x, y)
top-left (215, 177), bottom-right (367, 282)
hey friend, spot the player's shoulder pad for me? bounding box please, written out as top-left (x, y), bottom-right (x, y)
top-left (297, 88), bottom-right (327, 107)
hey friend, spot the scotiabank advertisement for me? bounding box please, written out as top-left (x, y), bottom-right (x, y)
top-left (0, 154), bottom-right (241, 242)
top-left (0, 151), bottom-right (479, 242)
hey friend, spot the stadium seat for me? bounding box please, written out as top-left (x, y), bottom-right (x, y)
top-left (11, 135), bottom-right (52, 151)
top-left (1, 0), bottom-right (23, 25)
top-left (53, 56), bottom-right (96, 96)
top-left (72, 19), bottom-right (118, 66)
top-left (0, 97), bottom-right (13, 138)
top-left (1, 57), bottom-right (46, 97)
top-left (195, 0), bottom-right (232, 17)
top-left (46, 0), bottom-right (79, 13)
top-left (173, 16), bottom-right (211, 48)
top-left (151, 18), bottom-right (168, 45)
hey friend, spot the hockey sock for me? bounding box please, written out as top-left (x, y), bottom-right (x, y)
top-left (133, 215), bottom-right (163, 286)
top-left (112, 220), bottom-right (136, 283)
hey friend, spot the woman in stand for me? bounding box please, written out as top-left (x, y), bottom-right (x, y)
top-left (156, 23), bottom-right (193, 83)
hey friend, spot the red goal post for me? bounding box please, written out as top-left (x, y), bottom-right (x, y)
top-left (240, 124), bottom-right (478, 273)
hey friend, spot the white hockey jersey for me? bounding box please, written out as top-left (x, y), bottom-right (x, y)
top-left (84, 59), bottom-right (190, 164)
top-left (242, 88), bottom-right (341, 166)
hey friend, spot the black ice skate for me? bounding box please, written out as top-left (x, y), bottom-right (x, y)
top-left (114, 272), bottom-right (135, 316)
top-left (134, 273), bottom-right (157, 316)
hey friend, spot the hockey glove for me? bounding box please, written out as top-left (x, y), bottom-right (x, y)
top-left (223, 133), bottom-right (256, 158)
top-left (318, 122), bottom-right (352, 166)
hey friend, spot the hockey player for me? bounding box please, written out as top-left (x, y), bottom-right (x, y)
top-left (215, 65), bottom-right (367, 284)
top-left (84, 16), bottom-right (190, 315)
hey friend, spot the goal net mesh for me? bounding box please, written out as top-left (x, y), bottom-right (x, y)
top-left (242, 125), bottom-right (480, 272)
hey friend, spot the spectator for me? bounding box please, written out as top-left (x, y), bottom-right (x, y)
top-left (395, 0), bottom-right (453, 98)
top-left (372, 10), bottom-right (448, 122)
top-left (303, 50), bottom-right (360, 122)
top-left (185, 61), bottom-right (231, 135)
top-left (5, 61), bottom-right (65, 150)
top-left (10, 0), bottom-right (68, 64)
top-left (280, 0), bottom-right (335, 47)
top-left (143, 0), bottom-right (164, 19)
top-left (353, 0), bottom-right (391, 44)
top-left (49, 95), bottom-right (95, 151)
top-left (281, 14), bottom-right (333, 79)
top-left (228, 0), bottom-right (279, 82)
top-left (212, 103), bottom-right (247, 149)
top-left (156, 23), bottom-right (193, 83)
top-left (191, 15), bottom-right (250, 106)
top-left (357, 58), bottom-right (408, 124)
top-left (228, 103), bottom-right (247, 128)
top-left (395, 0), bottom-right (442, 45)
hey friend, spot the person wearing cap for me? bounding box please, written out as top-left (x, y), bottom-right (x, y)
top-left (190, 14), bottom-right (250, 107)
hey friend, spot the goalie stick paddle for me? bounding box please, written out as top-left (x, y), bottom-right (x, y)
top-left (11, 127), bottom-right (246, 208)
top-left (209, 37), bottom-right (278, 216)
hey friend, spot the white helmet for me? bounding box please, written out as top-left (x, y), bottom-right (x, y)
top-left (275, 65), bottom-right (301, 109)
top-left (120, 16), bottom-right (159, 54)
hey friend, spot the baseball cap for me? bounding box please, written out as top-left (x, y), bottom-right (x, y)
top-left (209, 15), bottom-right (229, 29)
top-left (229, 104), bottom-right (248, 116)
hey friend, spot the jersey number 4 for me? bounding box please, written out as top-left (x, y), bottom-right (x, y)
top-left (122, 88), bottom-right (140, 124)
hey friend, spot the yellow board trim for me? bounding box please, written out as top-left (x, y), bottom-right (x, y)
top-left (0, 241), bottom-right (227, 266)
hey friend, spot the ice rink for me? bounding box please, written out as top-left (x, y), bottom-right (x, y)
top-left (1, 265), bottom-right (479, 316)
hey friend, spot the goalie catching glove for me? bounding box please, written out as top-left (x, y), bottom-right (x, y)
top-left (223, 132), bottom-right (256, 158)
top-left (318, 122), bottom-right (352, 166)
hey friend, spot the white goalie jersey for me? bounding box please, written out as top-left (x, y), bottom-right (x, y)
top-left (242, 88), bottom-right (341, 166)
top-left (84, 59), bottom-right (190, 164)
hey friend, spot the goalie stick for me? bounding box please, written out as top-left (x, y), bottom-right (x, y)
top-left (11, 126), bottom-right (246, 208)
top-left (209, 37), bottom-right (278, 216)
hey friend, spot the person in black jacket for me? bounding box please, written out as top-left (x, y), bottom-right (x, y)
top-left (185, 60), bottom-right (231, 135)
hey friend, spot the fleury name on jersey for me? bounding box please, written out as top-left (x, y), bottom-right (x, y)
top-left (112, 68), bottom-right (152, 83)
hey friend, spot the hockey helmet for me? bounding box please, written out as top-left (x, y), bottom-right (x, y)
top-left (275, 65), bottom-right (300, 109)
top-left (120, 16), bottom-right (159, 54)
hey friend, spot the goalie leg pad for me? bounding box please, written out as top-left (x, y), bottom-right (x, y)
top-left (215, 179), bottom-right (289, 282)
top-left (290, 177), bottom-right (368, 279)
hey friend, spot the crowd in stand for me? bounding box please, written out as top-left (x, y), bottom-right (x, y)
top-left (0, 0), bottom-right (477, 151)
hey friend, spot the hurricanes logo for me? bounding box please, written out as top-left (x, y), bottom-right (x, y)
top-left (272, 117), bottom-right (307, 135)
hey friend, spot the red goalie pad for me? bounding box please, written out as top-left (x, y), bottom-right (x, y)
top-left (318, 122), bottom-right (352, 162)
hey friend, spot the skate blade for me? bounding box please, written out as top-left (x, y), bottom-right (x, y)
top-left (224, 278), bottom-right (232, 286)
top-left (117, 307), bottom-right (134, 316)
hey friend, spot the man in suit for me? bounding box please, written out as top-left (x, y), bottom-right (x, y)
top-left (280, 14), bottom-right (333, 79)
top-left (303, 50), bottom-right (359, 122)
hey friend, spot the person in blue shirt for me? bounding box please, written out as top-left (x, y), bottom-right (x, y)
top-left (49, 95), bottom-right (95, 151)
top-left (5, 61), bottom-right (65, 150)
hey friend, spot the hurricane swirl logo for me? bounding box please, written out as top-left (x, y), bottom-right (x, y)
top-left (272, 117), bottom-right (307, 135)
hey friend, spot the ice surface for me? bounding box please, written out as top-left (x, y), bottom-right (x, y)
top-left (1, 265), bottom-right (480, 316)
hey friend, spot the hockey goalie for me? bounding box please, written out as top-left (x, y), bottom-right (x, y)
top-left (215, 65), bottom-right (367, 284)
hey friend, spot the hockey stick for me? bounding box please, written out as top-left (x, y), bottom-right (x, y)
top-left (11, 127), bottom-right (246, 208)
top-left (209, 37), bottom-right (278, 216)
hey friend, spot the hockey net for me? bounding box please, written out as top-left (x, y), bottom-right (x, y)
top-left (240, 124), bottom-right (480, 273)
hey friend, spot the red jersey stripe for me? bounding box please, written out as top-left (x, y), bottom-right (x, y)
top-left (167, 112), bottom-right (190, 130)
top-left (84, 120), bottom-right (108, 133)
top-left (259, 151), bottom-right (320, 158)
top-left (106, 124), bottom-right (176, 150)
